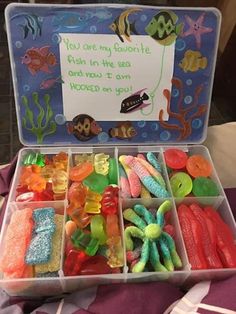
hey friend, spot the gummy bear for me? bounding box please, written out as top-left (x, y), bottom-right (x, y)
top-left (101, 186), bottom-right (119, 215)
top-left (52, 169), bottom-right (68, 195)
top-left (84, 189), bottom-right (102, 214)
top-left (53, 152), bottom-right (68, 171)
top-left (68, 182), bottom-right (87, 207)
top-left (94, 153), bottom-right (109, 175)
top-left (64, 249), bottom-right (90, 276)
top-left (69, 162), bottom-right (94, 182)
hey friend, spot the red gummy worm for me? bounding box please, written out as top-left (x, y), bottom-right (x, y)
top-left (204, 206), bottom-right (236, 268)
top-left (189, 203), bottom-right (222, 269)
top-left (178, 204), bottom-right (208, 270)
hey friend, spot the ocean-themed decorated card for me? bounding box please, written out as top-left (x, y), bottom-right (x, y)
top-left (5, 3), bottom-right (220, 146)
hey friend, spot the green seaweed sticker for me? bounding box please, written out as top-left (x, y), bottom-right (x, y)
top-left (21, 92), bottom-right (57, 144)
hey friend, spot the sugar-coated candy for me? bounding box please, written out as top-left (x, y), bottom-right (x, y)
top-left (90, 215), bottom-right (107, 245)
top-left (170, 172), bottom-right (193, 197)
top-left (68, 182), bottom-right (87, 207)
top-left (119, 155), bottom-right (141, 198)
top-left (25, 231), bottom-right (53, 265)
top-left (124, 156), bottom-right (169, 198)
top-left (118, 163), bottom-right (131, 198)
top-left (52, 169), bottom-right (68, 195)
top-left (84, 189), bottom-right (102, 214)
top-left (64, 249), bottom-right (90, 276)
top-left (33, 207), bottom-right (55, 233)
top-left (94, 153), bottom-right (109, 175)
top-left (0, 208), bottom-right (33, 274)
top-left (35, 214), bottom-right (64, 273)
top-left (186, 155), bottom-right (212, 178)
top-left (192, 177), bottom-right (219, 197)
top-left (136, 157), bottom-right (166, 187)
top-left (164, 149), bottom-right (188, 170)
top-left (69, 162), bottom-right (94, 182)
top-left (146, 152), bottom-right (162, 174)
top-left (83, 172), bottom-right (109, 194)
top-left (101, 186), bottom-right (119, 215)
top-left (108, 158), bottom-right (118, 184)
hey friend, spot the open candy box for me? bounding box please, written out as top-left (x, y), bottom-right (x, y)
top-left (1, 3), bottom-right (236, 296)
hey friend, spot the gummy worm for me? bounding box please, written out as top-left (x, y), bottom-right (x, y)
top-left (123, 208), bottom-right (147, 229)
top-left (146, 152), bottom-right (162, 174)
top-left (119, 155), bottom-right (141, 198)
top-left (118, 163), bottom-right (131, 198)
top-left (136, 157), bottom-right (166, 187)
top-left (124, 226), bottom-right (144, 251)
top-left (133, 204), bottom-right (155, 225)
top-left (124, 156), bottom-right (169, 198)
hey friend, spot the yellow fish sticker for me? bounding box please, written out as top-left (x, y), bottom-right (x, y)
top-left (179, 50), bottom-right (207, 73)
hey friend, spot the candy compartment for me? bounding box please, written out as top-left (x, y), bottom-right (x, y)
top-left (9, 148), bottom-right (70, 203)
top-left (117, 146), bottom-right (170, 199)
top-left (175, 196), bottom-right (236, 284)
top-left (0, 201), bottom-right (66, 296)
top-left (162, 145), bottom-right (224, 199)
top-left (121, 198), bottom-right (190, 284)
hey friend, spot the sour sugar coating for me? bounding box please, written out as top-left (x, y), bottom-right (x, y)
top-left (146, 152), bottom-right (162, 174)
top-left (119, 155), bottom-right (141, 198)
top-left (118, 163), bottom-right (131, 198)
top-left (140, 184), bottom-right (151, 199)
top-left (94, 153), bottom-right (109, 175)
top-left (124, 156), bottom-right (169, 198)
top-left (136, 156), bottom-right (166, 187)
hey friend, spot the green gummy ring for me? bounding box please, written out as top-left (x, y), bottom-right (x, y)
top-left (192, 177), bottom-right (219, 197)
top-left (108, 158), bottom-right (118, 184)
top-left (170, 172), bottom-right (193, 197)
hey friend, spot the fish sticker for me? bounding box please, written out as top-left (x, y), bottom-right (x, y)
top-left (11, 13), bottom-right (42, 40)
top-left (109, 8), bottom-right (141, 42)
top-left (40, 76), bottom-right (64, 90)
top-left (67, 114), bottom-right (102, 141)
top-left (109, 122), bottom-right (137, 139)
top-left (145, 10), bottom-right (183, 46)
top-left (120, 89), bottom-right (150, 113)
top-left (179, 50), bottom-right (207, 73)
top-left (52, 12), bottom-right (90, 31)
top-left (21, 46), bottom-right (57, 75)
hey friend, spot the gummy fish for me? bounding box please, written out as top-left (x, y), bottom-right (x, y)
top-left (179, 50), bottom-right (207, 73)
top-left (109, 8), bottom-right (141, 42)
top-left (145, 10), bottom-right (183, 46)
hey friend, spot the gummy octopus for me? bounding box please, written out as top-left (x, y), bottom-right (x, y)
top-left (123, 200), bottom-right (182, 273)
top-left (159, 77), bottom-right (207, 141)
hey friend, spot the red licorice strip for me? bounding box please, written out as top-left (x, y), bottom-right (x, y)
top-left (204, 206), bottom-right (236, 268)
top-left (189, 203), bottom-right (222, 269)
top-left (178, 204), bottom-right (207, 270)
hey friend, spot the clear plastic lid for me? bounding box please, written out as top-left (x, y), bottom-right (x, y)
top-left (5, 3), bottom-right (221, 146)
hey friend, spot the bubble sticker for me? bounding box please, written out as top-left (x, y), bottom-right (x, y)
top-left (141, 132), bottom-right (147, 138)
top-left (172, 88), bottom-right (179, 98)
top-left (55, 114), bottom-right (66, 125)
top-left (52, 33), bottom-right (61, 44)
top-left (160, 131), bottom-right (171, 141)
top-left (137, 120), bottom-right (146, 128)
top-left (23, 85), bottom-right (30, 92)
top-left (140, 14), bottom-right (147, 22)
top-left (90, 25), bottom-right (97, 33)
top-left (184, 95), bottom-right (193, 104)
top-left (98, 132), bottom-right (109, 143)
top-left (15, 41), bottom-right (22, 48)
top-left (186, 79), bottom-right (192, 86)
top-left (192, 118), bottom-right (203, 129)
top-left (151, 122), bottom-right (159, 131)
top-left (175, 39), bottom-right (186, 51)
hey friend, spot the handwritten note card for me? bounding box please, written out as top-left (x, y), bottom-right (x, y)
top-left (59, 34), bottom-right (175, 121)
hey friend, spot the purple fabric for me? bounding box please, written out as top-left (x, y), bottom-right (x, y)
top-left (0, 158), bottom-right (236, 314)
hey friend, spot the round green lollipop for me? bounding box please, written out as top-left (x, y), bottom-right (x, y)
top-left (170, 172), bottom-right (192, 197)
top-left (192, 177), bottom-right (219, 197)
